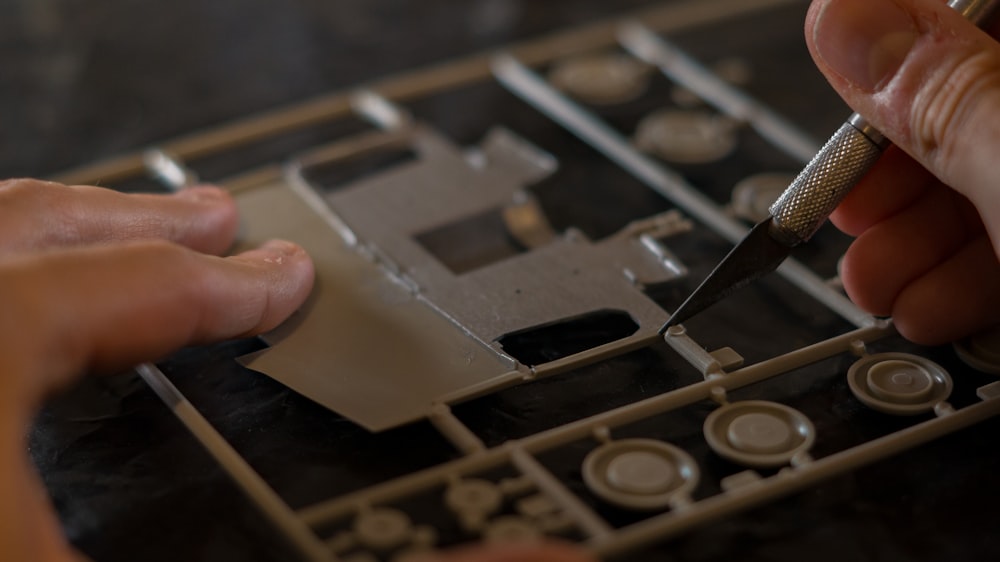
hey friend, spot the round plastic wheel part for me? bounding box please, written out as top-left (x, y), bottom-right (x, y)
top-left (549, 53), bottom-right (651, 105)
top-left (582, 438), bottom-right (698, 511)
top-left (731, 173), bottom-right (796, 223)
top-left (847, 353), bottom-right (953, 415)
top-left (634, 109), bottom-right (738, 164)
top-left (703, 400), bottom-right (815, 468)
top-left (954, 326), bottom-right (1000, 375)
top-left (353, 507), bottom-right (413, 551)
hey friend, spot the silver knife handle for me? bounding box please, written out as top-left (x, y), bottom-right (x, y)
top-left (768, 116), bottom-right (887, 245)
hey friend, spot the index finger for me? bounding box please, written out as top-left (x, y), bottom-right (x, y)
top-left (0, 179), bottom-right (239, 257)
top-left (0, 239), bottom-right (314, 402)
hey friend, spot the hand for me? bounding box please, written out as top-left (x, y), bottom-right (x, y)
top-left (0, 179), bottom-right (316, 561)
top-left (0, 179), bottom-right (594, 562)
top-left (805, 0), bottom-right (1000, 344)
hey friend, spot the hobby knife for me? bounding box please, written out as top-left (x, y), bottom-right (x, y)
top-left (660, 0), bottom-right (1000, 332)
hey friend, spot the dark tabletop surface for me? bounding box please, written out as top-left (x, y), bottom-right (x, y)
top-left (4, 1), bottom-right (1000, 561)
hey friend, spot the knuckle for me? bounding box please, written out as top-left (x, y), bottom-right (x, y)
top-left (910, 48), bottom-right (1000, 182)
top-left (0, 178), bottom-right (66, 203)
top-left (0, 179), bottom-right (73, 237)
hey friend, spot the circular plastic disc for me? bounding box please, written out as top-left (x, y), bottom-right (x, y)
top-left (606, 450), bottom-right (676, 494)
top-left (582, 438), bottom-right (698, 511)
top-left (634, 109), bottom-right (738, 164)
top-left (726, 412), bottom-right (793, 454)
top-left (866, 360), bottom-right (934, 403)
top-left (703, 401), bottom-right (815, 468)
top-left (730, 173), bottom-right (796, 223)
top-left (444, 479), bottom-right (503, 517)
top-left (353, 508), bottom-right (413, 551)
top-left (954, 326), bottom-right (1000, 375)
top-left (847, 353), bottom-right (953, 415)
top-left (549, 53), bottom-right (650, 105)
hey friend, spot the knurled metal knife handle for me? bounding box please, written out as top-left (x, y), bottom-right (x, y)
top-left (768, 0), bottom-right (1000, 247)
top-left (768, 114), bottom-right (887, 245)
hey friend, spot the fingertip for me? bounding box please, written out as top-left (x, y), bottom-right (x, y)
top-left (239, 239), bottom-right (311, 266)
top-left (172, 186), bottom-right (240, 254)
top-left (232, 239), bottom-right (315, 332)
top-left (174, 185), bottom-right (233, 205)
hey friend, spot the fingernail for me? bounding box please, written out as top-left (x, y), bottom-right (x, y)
top-left (176, 185), bottom-right (228, 204)
top-left (260, 239), bottom-right (302, 258)
top-left (812, 0), bottom-right (918, 91)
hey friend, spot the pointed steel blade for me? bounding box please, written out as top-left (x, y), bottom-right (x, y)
top-left (660, 218), bottom-right (793, 332)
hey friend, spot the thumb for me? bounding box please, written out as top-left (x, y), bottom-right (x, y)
top-left (805, 0), bottom-right (1000, 241)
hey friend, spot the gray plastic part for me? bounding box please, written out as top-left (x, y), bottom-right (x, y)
top-left (703, 401), bottom-right (816, 468)
top-left (444, 479), bottom-right (503, 531)
top-left (353, 508), bottom-right (414, 551)
top-left (847, 353), bottom-right (954, 415)
top-left (236, 123), bottom-right (685, 431)
top-left (582, 439), bottom-right (699, 511)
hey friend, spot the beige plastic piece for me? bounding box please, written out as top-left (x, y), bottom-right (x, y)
top-left (444, 478), bottom-right (503, 531)
top-left (978, 381), bottom-right (1000, 401)
top-left (429, 404), bottom-right (486, 455)
top-left (515, 494), bottom-right (558, 518)
top-left (582, 439), bottom-right (698, 511)
top-left (703, 401), bottom-right (815, 468)
top-left (664, 325), bottom-right (722, 377)
top-left (720, 469), bottom-right (763, 492)
top-left (482, 516), bottom-right (542, 543)
top-left (730, 173), bottom-right (796, 223)
top-left (709, 347), bottom-right (745, 372)
top-left (847, 353), bottom-right (953, 415)
top-left (954, 326), bottom-right (1000, 375)
top-left (501, 191), bottom-right (558, 249)
top-left (353, 508), bottom-right (413, 551)
top-left (634, 109), bottom-right (738, 164)
top-left (548, 53), bottom-right (651, 105)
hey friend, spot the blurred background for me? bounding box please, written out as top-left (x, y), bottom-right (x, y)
top-left (0, 0), bottom-right (661, 178)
